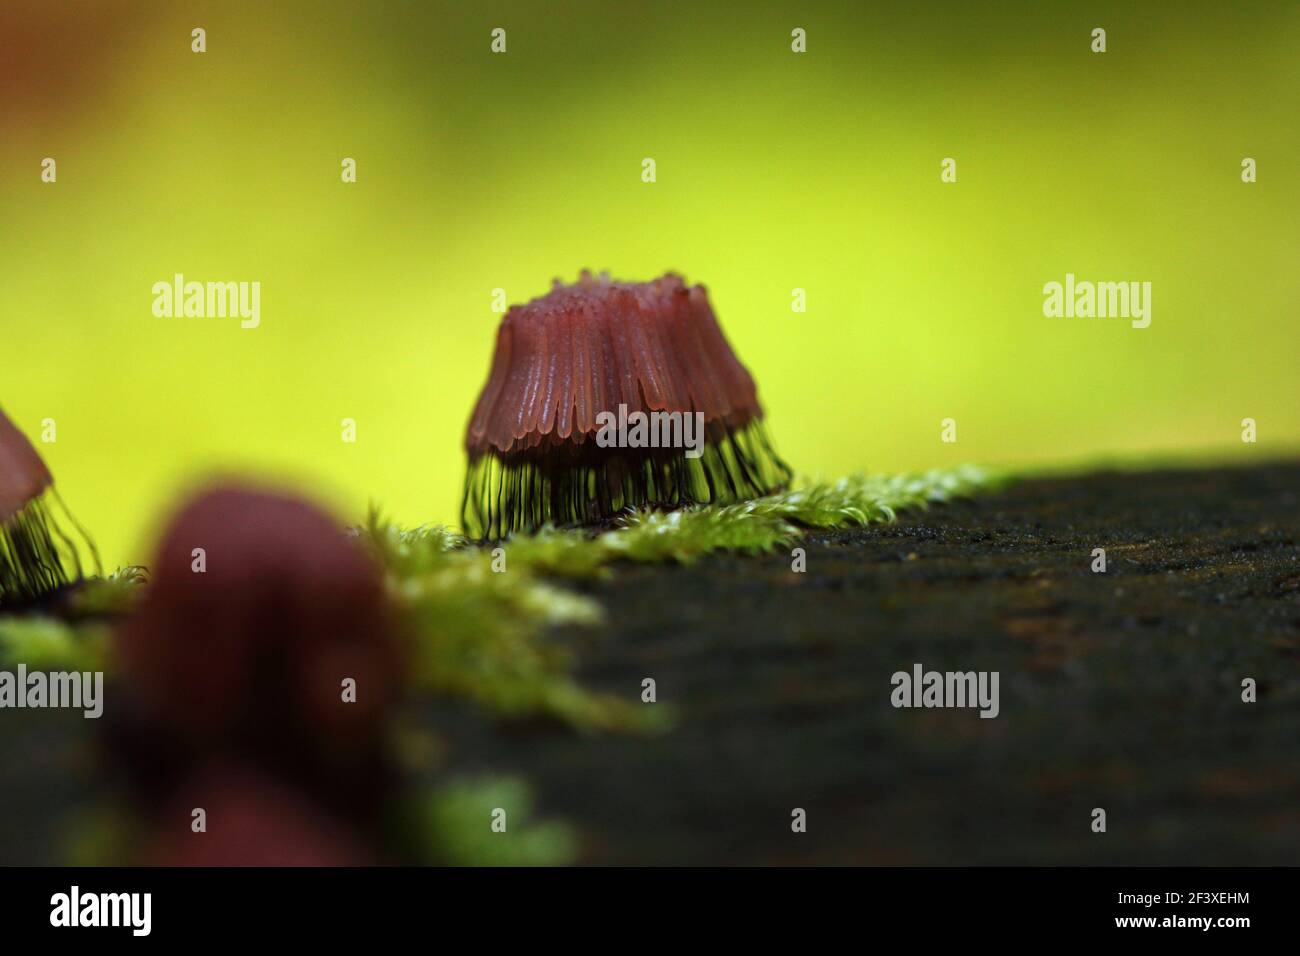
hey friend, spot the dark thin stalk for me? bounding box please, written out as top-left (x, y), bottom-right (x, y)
top-left (0, 492), bottom-right (98, 606)
top-left (462, 421), bottom-right (792, 541)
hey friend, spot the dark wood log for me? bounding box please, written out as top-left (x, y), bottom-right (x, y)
top-left (431, 462), bottom-right (1300, 864)
top-left (3, 463), bottom-right (1297, 864)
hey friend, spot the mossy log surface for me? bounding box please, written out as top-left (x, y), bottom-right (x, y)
top-left (429, 462), bottom-right (1300, 864)
top-left (2, 463), bottom-right (1298, 865)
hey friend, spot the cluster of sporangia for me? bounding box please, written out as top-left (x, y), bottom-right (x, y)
top-left (0, 406), bottom-right (97, 606)
top-left (464, 272), bottom-right (790, 538)
top-left (1, 273), bottom-right (790, 863)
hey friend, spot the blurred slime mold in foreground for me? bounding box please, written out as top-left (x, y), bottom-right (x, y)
top-left (110, 484), bottom-right (403, 860)
top-left (145, 761), bottom-right (376, 866)
top-left (463, 272), bottom-right (792, 538)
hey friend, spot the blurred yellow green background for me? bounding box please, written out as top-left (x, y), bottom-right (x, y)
top-left (2, 0), bottom-right (1297, 568)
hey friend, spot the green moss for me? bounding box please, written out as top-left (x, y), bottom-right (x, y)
top-left (66, 566), bottom-right (149, 618)
top-left (0, 567), bottom-right (149, 672)
top-left (0, 616), bottom-right (109, 671)
top-left (362, 510), bottom-right (665, 733)
top-left (401, 776), bottom-right (578, 866)
top-left (514, 465), bottom-right (995, 569)
top-left (358, 465), bottom-right (995, 732)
